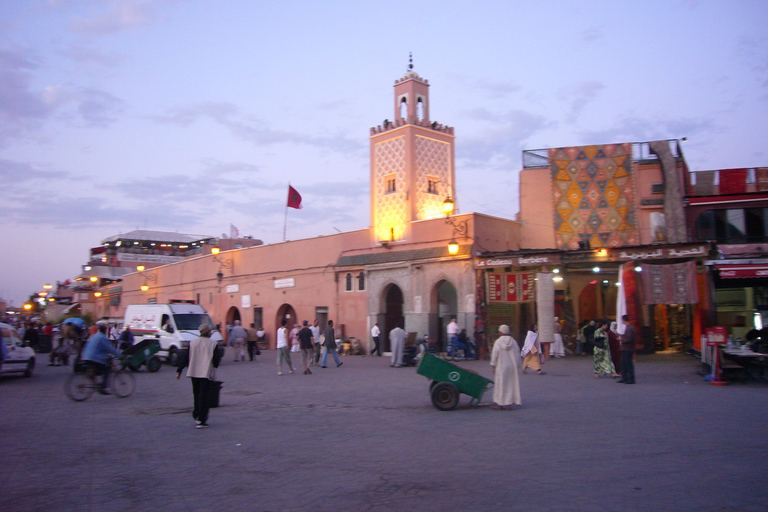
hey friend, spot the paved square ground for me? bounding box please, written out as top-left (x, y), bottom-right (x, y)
top-left (2, 350), bottom-right (766, 512)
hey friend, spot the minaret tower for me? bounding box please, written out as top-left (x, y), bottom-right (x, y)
top-left (370, 55), bottom-right (456, 244)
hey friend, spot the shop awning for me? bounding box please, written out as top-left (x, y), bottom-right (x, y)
top-left (715, 264), bottom-right (768, 279)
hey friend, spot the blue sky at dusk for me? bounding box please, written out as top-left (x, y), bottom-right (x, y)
top-left (1, 0), bottom-right (767, 306)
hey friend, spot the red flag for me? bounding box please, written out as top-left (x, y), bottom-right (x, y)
top-left (287, 185), bottom-right (302, 209)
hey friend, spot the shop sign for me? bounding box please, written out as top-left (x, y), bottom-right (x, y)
top-left (615, 245), bottom-right (708, 261)
top-left (225, 284), bottom-right (239, 293)
top-left (477, 254), bottom-right (560, 268)
top-left (274, 278), bottom-right (295, 289)
top-left (486, 272), bottom-right (536, 303)
top-left (716, 265), bottom-right (768, 279)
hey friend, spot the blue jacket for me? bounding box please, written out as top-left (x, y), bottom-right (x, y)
top-left (81, 332), bottom-right (121, 365)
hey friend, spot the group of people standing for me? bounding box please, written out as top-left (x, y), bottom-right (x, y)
top-left (578, 316), bottom-right (638, 383)
top-left (275, 318), bottom-right (342, 375)
top-left (489, 314), bottom-right (639, 410)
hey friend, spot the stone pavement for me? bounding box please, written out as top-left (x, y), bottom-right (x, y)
top-left (2, 350), bottom-right (767, 512)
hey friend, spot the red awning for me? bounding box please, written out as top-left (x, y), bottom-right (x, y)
top-left (715, 264), bottom-right (768, 279)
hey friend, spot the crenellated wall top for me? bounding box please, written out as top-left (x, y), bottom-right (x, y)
top-left (370, 117), bottom-right (454, 136)
top-left (395, 71), bottom-right (428, 85)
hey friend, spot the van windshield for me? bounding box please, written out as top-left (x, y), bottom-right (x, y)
top-left (173, 314), bottom-right (214, 331)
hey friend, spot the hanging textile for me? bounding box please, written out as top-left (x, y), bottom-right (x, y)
top-left (640, 261), bottom-right (698, 305)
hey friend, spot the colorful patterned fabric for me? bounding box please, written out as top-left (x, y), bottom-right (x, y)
top-left (640, 261), bottom-right (699, 305)
top-left (486, 272), bottom-right (536, 303)
top-left (593, 331), bottom-right (616, 375)
top-left (550, 144), bottom-right (638, 249)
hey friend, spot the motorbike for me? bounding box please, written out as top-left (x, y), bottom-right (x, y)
top-left (402, 335), bottom-right (435, 367)
top-left (444, 334), bottom-right (477, 361)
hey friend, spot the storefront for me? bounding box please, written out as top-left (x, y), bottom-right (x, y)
top-left (475, 242), bottom-right (712, 355)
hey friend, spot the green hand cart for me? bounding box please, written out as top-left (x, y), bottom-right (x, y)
top-left (416, 353), bottom-right (494, 411)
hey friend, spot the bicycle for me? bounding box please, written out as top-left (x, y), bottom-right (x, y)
top-left (64, 357), bottom-right (136, 402)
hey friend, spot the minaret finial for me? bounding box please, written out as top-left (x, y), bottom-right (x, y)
top-left (408, 52), bottom-right (413, 72)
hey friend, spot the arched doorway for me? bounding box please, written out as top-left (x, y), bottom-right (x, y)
top-left (431, 279), bottom-right (457, 351)
top-left (276, 303), bottom-right (297, 332)
top-left (382, 284), bottom-right (404, 352)
top-left (225, 306), bottom-right (241, 327)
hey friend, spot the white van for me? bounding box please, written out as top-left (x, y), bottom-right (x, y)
top-left (123, 304), bottom-right (223, 366)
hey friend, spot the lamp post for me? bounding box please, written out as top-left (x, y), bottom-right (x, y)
top-left (442, 196), bottom-right (469, 255)
top-left (137, 265), bottom-right (156, 292)
top-left (211, 246), bottom-right (234, 285)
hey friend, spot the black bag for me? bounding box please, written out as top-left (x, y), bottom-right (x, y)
top-left (593, 335), bottom-right (605, 349)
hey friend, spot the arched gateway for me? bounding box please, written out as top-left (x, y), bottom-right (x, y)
top-left (382, 284), bottom-right (404, 352)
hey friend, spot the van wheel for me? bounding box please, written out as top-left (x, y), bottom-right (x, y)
top-left (168, 347), bottom-right (179, 367)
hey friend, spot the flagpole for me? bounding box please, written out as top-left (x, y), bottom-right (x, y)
top-left (283, 206), bottom-right (288, 241)
top-left (283, 182), bottom-right (289, 241)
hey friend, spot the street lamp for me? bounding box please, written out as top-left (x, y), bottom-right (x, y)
top-left (211, 246), bottom-right (234, 282)
top-left (137, 265), bottom-right (156, 292)
top-left (442, 197), bottom-right (468, 255)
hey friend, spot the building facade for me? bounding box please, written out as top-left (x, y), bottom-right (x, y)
top-left (94, 67), bottom-right (521, 351)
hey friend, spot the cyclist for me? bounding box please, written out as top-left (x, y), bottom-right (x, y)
top-left (81, 320), bottom-right (122, 395)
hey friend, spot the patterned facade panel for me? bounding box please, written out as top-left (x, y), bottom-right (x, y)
top-left (549, 143), bottom-right (639, 249)
top-left (374, 136), bottom-right (408, 240)
top-left (486, 272), bottom-right (536, 303)
top-left (415, 135), bottom-right (451, 220)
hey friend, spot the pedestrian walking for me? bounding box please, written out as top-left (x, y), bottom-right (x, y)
top-left (389, 323), bottom-right (406, 367)
top-left (521, 324), bottom-right (545, 375)
top-left (618, 315), bottom-right (637, 384)
top-left (276, 320), bottom-right (294, 375)
top-left (289, 323), bottom-right (301, 353)
top-left (551, 317), bottom-right (566, 358)
top-left (175, 323), bottom-right (222, 429)
top-left (592, 320), bottom-right (619, 379)
top-left (446, 318), bottom-right (459, 353)
top-left (298, 320), bottom-right (315, 374)
top-left (310, 319), bottom-right (321, 366)
top-left (229, 320), bottom-right (248, 362)
top-left (582, 320), bottom-right (597, 356)
top-left (246, 323), bottom-right (260, 361)
top-left (118, 326), bottom-right (134, 351)
top-left (607, 321), bottom-right (622, 373)
top-left (490, 324), bottom-right (522, 410)
top-left (370, 322), bottom-right (381, 356)
top-left (321, 320), bottom-right (342, 368)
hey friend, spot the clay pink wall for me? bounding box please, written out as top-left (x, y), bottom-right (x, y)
top-left (518, 167), bottom-right (557, 249)
top-left (118, 229), bottom-right (372, 348)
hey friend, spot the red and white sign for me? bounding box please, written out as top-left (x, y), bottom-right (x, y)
top-left (716, 264), bottom-right (768, 279)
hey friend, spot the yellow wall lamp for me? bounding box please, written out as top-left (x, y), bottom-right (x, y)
top-left (211, 247), bottom-right (235, 283)
top-left (443, 196), bottom-right (469, 255)
top-left (136, 265), bottom-right (157, 292)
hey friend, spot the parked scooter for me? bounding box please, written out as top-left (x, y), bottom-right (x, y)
top-left (444, 332), bottom-right (477, 361)
top-left (403, 335), bottom-right (434, 367)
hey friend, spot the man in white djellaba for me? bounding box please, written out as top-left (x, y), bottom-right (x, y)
top-left (490, 325), bottom-right (522, 410)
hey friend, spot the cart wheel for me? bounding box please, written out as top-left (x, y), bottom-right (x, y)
top-left (146, 356), bottom-right (162, 373)
top-left (431, 382), bottom-right (460, 411)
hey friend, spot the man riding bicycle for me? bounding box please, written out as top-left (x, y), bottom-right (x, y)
top-left (80, 320), bottom-right (122, 395)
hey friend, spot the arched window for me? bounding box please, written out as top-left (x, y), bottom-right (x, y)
top-left (357, 272), bottom-right (365, 291)
top-left (417, 98), bottom-right (424, 121)
top-left (345, 273), bottom-right (353, 292)
top-left (400, 97), bottom-right (407, 120)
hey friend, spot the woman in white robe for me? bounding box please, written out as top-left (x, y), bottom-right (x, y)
top-left (490, 325), bottom-right (522, 410)
top-left (521, 324), bottom-right (546, 375)
top-left (551, 317), bottom-right (566, 357)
